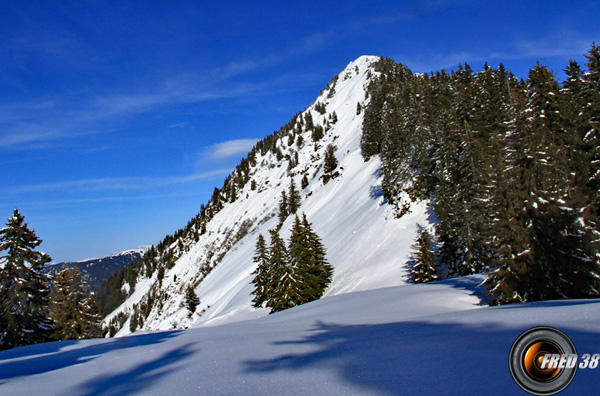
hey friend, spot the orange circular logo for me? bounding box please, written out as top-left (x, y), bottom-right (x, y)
top-left (509, 327), bottom-right (578, 395)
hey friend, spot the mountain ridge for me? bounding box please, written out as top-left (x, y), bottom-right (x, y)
top-left (102, 55), bottom-right (434, 336)
top-left (43, 246), bottom-right (149, 292)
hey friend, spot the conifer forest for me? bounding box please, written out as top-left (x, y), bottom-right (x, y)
top-left (363, 44), bottom-right (600, 303)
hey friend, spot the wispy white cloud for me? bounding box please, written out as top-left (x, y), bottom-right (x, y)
top-left (510, 29), bottom-right (592, 60)
top-left (217, 59), bottom-right (261, 79)
top-left (168, 122), bottom-right (190, 129)
top-left (17, 192), bottom-right (203, 210)
top-left (401, 50), bottom-right (473, 72)
top-left (1, 12), bottom-right (370, 152)
top-left (0, 128), bottom-right (60, 147)
top-left (0, 14), bottom-right (400, 152)
top-left (207, 139), bottom-right (258, 160)
top-left (399, 28), bottom-right (594, 74)
top-left (0, 75), bottom-right (265, 150)
top-left (0, 98), bottom-right (111, 150)
top-left (4, 169), bottom-right (231, 196)
top-left (0, 41), bottom-right (300, 151)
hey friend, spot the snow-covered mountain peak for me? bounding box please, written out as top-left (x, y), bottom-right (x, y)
top-left (103, 56), bottom-right (435, 336)
top-left (109, 246), bottom-right (151, 259)
top-left (343, 54), bottom-right (380, 70)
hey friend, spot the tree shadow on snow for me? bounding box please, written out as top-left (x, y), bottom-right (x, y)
top-left (0, 330), bottom-right (183, 381)
top-left (369, 185), bottom-right (385, 200)
top-left (243, 320), bottom-right (600, 396)
top-left (74, 342), bottom-right (196, 396)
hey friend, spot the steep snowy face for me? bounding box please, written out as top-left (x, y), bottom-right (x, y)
top-left (104, 55), bottom-right (436, 335)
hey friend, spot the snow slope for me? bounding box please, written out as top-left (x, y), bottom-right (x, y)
top-left (104, 55), bottom-right (438, 334)
top-left (2, 276), bottom-right (599, 396)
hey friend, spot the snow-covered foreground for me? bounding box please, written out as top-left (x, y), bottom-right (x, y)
top-left (2, 276), bottom-right (599, 396)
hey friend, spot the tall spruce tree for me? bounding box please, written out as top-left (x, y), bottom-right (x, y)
top-left (50, 265), bottom-right (102, 340)
top-left (185, 285), bottom-right (200, 318)
top-left (581, 44), bottom-right (600, 273)
top-left (0, 209), bottom-right (53, 350)
top-left (408, 230), bottom-right (438, 283)
top-left (250, 234), bottom-right (270, 308)
top-left (288, 214), bottom-right (318, 305)
top-left (561, 60), bottom-right (591, 190)
top-left (264, 228), bottom-right (297, 313)
top-left (323, 144), bottom-right (338, 174)
top-left (433, 108), bottom-right (467, 276)
top-left (277, 190), bottom-right (289, 226)
top-left (299, 214), bottom-right (333, 302)
top-left (288, 180), bottom-right (301, 215)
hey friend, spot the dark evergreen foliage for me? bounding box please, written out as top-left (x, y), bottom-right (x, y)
top-left (323, 144), bottom-right (338, 174)
top-left (312, 124), bottom-right (324, 142)
top-left (264, 229), bottom-right (295, 313)
top-left (361, 45), bottom-right (600, 304)
top-left (185, 285), bottom-right (200, 317)
top-left (583, 44), bottom-right (600, 214)
top-left (301, 174), bottom-right (309, 190)
top-left (297, 214), bottom-right (333, 303)
top-left (250, 234), bottom-right (270, 308)
top-left (50, 265), bottom-right (102, 340)
top-left (408, 230), bottom-right (438, 283)
top-left (288, 180), bottom-right (301, 215)
top-left (278, 190), bottom-right (289, 226)
top-left (250, 214), bottom-right (332, 314)
top-left (0, 209), bottom-right (53, 350)
top-left (277, 180), bottom-right (303, 227)
top-left (327, 74), bottom-right (339, 99)
top-left (315, 101), bottom-right (327, 115)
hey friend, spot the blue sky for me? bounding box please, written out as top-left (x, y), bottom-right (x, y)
top-left (1, 1), bottom-right (599, 262)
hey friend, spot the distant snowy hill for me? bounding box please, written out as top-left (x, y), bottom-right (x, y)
top-left (43, 247), bottom-right (149, 292)
top-left (102, 55), bottom-right (439, 335)
top-left (2, 276), bottom-right (599, 395)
